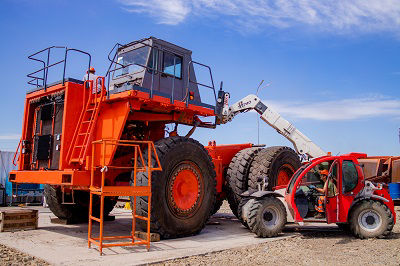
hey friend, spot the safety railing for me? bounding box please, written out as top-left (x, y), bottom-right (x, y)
top-left (186, 60), bottom-right (217, 107)
top-left (12, 139), bottom-right (22, 166)
top-left (27, 46), bottom-right (91, 91)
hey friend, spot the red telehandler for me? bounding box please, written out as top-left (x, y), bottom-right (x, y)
top-left (218, 93), bottom-right (396, 239)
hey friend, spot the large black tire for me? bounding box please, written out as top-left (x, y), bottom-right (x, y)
top-left (238, 197), bottom-right (250, 228)
top-left (349, 200), bottom-right (394, 239)
top-left (212, 197), bottom-right (224, 215)
top-left (247, 197), bottom-right (287, 237)
top-left (131, 136), bottom-right (216, 239)
top-left (44, 185), bottom-right (116, 223)
top-left (248, 146), bottom-right (301, 191)
top-left (226, 147), bottom-right (263, 218)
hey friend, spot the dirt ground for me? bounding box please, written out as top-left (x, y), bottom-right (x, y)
top-left (1, 202), bottom-right (399, 265)
top-left (158, 202), bottom-right (400, 266)
top-left (0, 244), bottom-right (48, 266)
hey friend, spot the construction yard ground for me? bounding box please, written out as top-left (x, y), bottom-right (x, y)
top-left (0, 202), bottom-right (399, 265)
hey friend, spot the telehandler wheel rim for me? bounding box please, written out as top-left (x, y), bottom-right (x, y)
top-left (358, 210), bottom-right (382, 232)
top-left (276, 164), bottom-right (296, 186)
top-left (168, 162), bottom-right (202, 216)
top-left (262, 205), bottom-right (280, 227)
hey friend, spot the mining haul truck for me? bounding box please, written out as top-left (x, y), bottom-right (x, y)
top-left (10, 37), bottom-right (312, 239)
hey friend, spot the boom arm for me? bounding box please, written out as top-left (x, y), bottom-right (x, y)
top-left (220, 93), bottom-right (326, 159)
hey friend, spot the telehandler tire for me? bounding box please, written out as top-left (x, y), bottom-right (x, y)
top-left (248, 146), bottom-right (300, 190)
top-left (44, 185), bottom-right (116, 223)
top-left (131, 136), bottom-right (216, 239)
top-left (226, 147), bottom-right (263, 218)
top-left (349, 200), bottom-right (394, 239)
top-left (247, 196), bottom-right (287, 237)
top-left (237, 197), bottom-right (250, 228)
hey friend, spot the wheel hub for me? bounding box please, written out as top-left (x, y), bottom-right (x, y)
top-left (168, 163), bottom-right (201, 216)
top-left (264, 211), bottom-right (273, 222)
top-left (262, 206), bottom-right (279, 227)
top-left (359, 210), bottom-right (382, 231)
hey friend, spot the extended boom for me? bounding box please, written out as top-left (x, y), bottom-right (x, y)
top-left (220, 93), bottom-right (326, 159)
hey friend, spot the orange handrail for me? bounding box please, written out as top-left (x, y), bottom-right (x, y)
top-left (12, 138), bottom-right (22, 166)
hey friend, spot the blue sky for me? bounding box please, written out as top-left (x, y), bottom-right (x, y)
top-left (0, 0), bottom-right (399, 156)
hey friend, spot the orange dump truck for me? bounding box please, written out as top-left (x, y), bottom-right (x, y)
top-left (9, 37), bottom-right (302, 239)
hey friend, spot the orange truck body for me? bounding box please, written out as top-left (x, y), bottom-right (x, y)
top-left (10, 79), bottom-right (251, 194)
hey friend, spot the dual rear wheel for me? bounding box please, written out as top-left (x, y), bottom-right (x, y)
top-left (227, 146), bottom-right (300, 224)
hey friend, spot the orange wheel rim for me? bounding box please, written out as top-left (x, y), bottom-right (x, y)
top-left (172, 169), bottom-right (199, 210)
top-left (168, 162), bottom-right (201, 215)
top-left (277, 164), bottom-right (295, 186)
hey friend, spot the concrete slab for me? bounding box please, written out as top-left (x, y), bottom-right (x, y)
top-left (0, 207), bottom-right (292, 265)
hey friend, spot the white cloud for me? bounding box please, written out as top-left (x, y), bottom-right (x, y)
top-left (119, 0), bottom-right (400, 34)
top-left (264, 96), bottom-right (400, 121)
top-left (119, 0), bottom-right (190, 25)
top-left (0, 135), bottom-right (21, 140)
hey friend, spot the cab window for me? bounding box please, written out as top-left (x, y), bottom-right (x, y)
top-left (342, 160), bottom-right (358, 193)
top-left (163, 52), bottom-right (182, 78)
top-left (287, 164), bottom-right (307, 193)
top-left (113, 46), bottom-right (150, 78)
top-left (147, 48), bottom-right (159, 73)
top-left (327, 162), bottom-right (338, 197)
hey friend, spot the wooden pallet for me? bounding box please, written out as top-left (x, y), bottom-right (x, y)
top-left (0, 209), bottom-right (38, 232)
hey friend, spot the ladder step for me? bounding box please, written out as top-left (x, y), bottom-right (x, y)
top-left (134, 215), bottom-right (149, 221)
top-left (82, 121), bottom-right (91, 124)
top-left (78, 133), bottom-right (88, 136)
top-left (75, 145), bottom-right (84, 148)
top-left (87, 109), bottom-right (95, 112)
top-left (89, 215), bottom-right (101, 223)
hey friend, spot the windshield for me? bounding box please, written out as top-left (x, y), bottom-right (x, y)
top-left (287, 164), bottom-right (309, 194)
top-left (113, 46), bottom-right (150, 78)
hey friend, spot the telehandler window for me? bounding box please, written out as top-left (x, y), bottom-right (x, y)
top-left (327, 162), bottom-right (338, 197)
top-left (342, 160), bottom-right (358, 193)
top-left (163, 52), bottom-right (182, 78)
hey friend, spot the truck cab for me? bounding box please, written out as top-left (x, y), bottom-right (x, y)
top-left (108, 37), bottom-right (204, 105)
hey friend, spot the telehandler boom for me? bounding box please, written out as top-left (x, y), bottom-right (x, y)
top-left (220, 93), bottom-right (326, 159)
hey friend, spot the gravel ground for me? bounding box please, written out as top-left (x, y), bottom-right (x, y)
top-left (0, 244), bottom-right (49, 266)
top-left (158, 202), bottom-right (400, 266)
top-left (1, 202), bottom-right (399, 265)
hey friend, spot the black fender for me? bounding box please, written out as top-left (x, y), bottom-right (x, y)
top-left (250, 190), bottom-right (283, 199)
top-left (347, 196), bottom-right (389, 222)
top-left (241, 189), bottom-right (283, 199)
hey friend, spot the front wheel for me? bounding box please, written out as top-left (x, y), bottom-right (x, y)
top-left (132, 136), bottom-right (216, 239)
top-left (247, 197), bottom-right (287, 237)
top-left (349, 200), bottom-right (394, 239)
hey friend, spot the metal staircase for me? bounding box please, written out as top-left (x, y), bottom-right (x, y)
top-left (67, 77), bottom-right (105, 164)
top-left (88, 139), bottom-right (162, 255)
